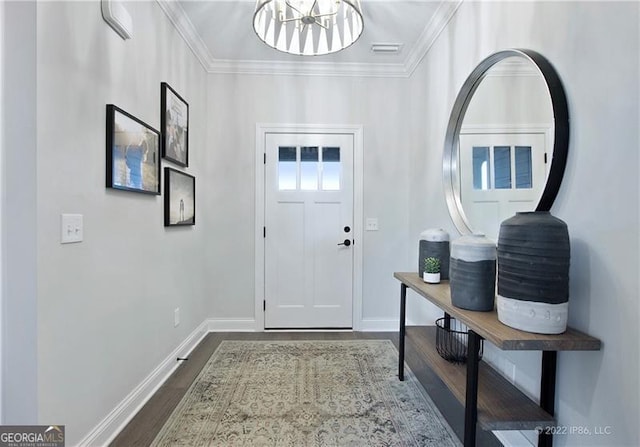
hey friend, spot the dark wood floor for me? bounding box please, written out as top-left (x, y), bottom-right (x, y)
top-left (110, 330), bottom-right (501, 446)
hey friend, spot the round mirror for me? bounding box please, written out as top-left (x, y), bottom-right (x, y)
top-left (443, 49), bottom-right (569, 240)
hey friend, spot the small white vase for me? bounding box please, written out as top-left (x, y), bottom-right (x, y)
top-left (423, 272), bottom-right (441, 284)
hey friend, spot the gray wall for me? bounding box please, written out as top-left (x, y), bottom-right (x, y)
top-left (409, 1), bottom-right (639, 446)
top-left (1, 0), bottom-right (38, 424)
top-left (33, 2), bottom-right (208, 444)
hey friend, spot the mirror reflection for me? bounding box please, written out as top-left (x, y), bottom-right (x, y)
top-left (457, 56), bottom-right (554, 240)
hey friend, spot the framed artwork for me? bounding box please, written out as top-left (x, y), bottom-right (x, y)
top-left (106, 104), bottom-right (161, 195)
top-left (161, 82), bottom-right (189, 167)
top-left (164, 167), bottom-right (195, 226)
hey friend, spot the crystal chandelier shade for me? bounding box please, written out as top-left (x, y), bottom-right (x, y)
top-left (253, 0), bottom-right (364, 56)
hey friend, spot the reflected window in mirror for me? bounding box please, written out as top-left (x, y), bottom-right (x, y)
top-left (494, 146), bottom-right (512, 189)
top-left (472, 147), bottom-right (491, 190)
top-left (472, 144), bottom-right (535, 192)
top-left (515, 146), bottom-right (533, 188)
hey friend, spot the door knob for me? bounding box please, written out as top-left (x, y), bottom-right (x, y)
top-left (338, 239), bottom-right (352, 247)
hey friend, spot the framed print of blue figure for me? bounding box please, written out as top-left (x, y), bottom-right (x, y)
top-left (106, 104), bottom-right (161, 195)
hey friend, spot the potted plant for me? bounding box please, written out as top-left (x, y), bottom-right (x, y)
top-left (423, 257), bottom-right (441, 284)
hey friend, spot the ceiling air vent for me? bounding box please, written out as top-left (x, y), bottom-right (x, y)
top-left (370, 43), bottom-right (403, 55)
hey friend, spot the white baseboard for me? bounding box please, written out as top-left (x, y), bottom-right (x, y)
top-left (77, 320), bottom-right (209, 447)
top-left (207, 318), bottom-right (257, 332)
top-left (359, 318), bottom-right (399, 332)
top-left (493, 430), bottom-right (535, 447)
top-left (205, 318), bottom-right (399, 333)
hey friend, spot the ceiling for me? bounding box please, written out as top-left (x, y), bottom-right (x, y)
top-left (156, 0), bottom-right (463, 77)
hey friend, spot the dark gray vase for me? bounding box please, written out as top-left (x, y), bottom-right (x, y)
top-left (450, 234), bottom-right (496, 311)
top-left (418, 228), bottom-right (450, 280)
top-left (497, 211), bottom-right (570, 334)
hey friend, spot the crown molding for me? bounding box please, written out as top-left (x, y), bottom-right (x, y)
top-left (155, 0), bottom-right (215, 70)
top-left (206, 58), bottom-right (409, 77)
top-left (404, 0), bottom-right (464, 76)
top-left (157, 0), bottom-right (463, 78)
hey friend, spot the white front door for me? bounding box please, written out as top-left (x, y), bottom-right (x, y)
top-left (264, 133), bottom-right (354, 329)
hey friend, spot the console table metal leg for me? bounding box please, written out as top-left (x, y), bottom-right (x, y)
top-left (464, 330), bottom-right (482, 447)
top-left (444, 312), bottom-right (451, 330)
top-left (398, 283), bottom-right (407, 381)
top-left (538, 351), bottom-right (557, 447)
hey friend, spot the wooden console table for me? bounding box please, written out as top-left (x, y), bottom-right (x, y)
top-left (394, 272), bottom-right (601, 447)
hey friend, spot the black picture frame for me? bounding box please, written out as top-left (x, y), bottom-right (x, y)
top-left (161, 82), bottom-right (189, 167)
top-left (106, 104), bottom-right (161, 195)
top-left (164, 167), bottom-right (195, 226)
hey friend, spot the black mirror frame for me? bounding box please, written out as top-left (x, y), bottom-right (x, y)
top-left (442, 49), bottom-right (569, 234)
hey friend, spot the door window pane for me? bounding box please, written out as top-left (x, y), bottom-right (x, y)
top-left (494, 146), bottom-right (512, 189)
top-left (322, 147), bottom-right (340, 190)
top-left (515, 146), bottom-right (533, 189)
top-left (278, 146), bottom-right (297, 190)
top-left (300, 146), bottom-right (319, 190)
top-left (472, 146), bottom-right (491, 190)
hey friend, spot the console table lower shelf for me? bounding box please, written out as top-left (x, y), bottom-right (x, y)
top-left (406, 325), bottom-right (554, 431)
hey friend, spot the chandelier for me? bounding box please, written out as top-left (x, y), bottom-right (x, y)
top-left (253, 0), bottom-right (364, 56)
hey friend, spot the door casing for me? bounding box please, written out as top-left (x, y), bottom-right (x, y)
top-left (255, 123), bottom-right (363, 331)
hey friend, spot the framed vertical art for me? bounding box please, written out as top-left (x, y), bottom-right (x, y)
top-left (164, 167), bottom-right (195, 226)
top-left (106, 104), bottom-right (161, 195)
top-left (161, 82), bottom-right (189, 167)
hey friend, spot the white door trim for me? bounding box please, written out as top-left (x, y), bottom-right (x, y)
top-left (255, 123), bottom-right (364, 331)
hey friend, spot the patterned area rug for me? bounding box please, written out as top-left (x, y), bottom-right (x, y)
top-left (151, 340), bottom-right (461, 447)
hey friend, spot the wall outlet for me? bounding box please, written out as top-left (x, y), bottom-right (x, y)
top-left (174, 308), bottom-right (180, 327)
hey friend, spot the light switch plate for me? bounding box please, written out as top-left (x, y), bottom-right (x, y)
top-left (366, 218), bottom-right (379, 231)
top-left (61, 214), bottom-right (83, 244)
